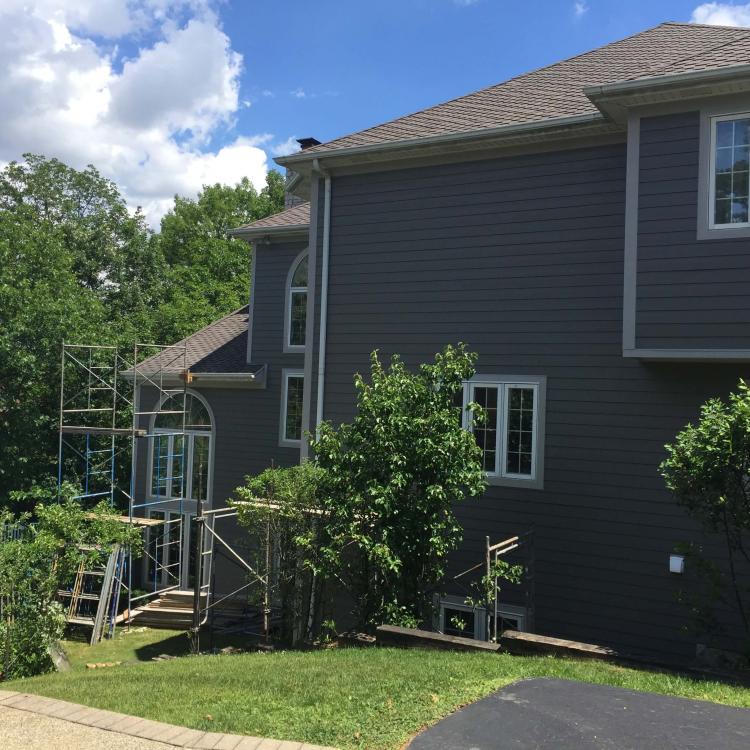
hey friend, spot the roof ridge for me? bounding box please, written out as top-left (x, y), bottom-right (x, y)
top-left (666, 20), bottom-right (750, 31)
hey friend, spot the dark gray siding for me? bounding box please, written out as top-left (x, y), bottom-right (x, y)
top-left (636, 111), bottom-right (750, 349)
top-left (320, 145), bottom-right (749, 659)
top-left (249, 239), bottom-right (307, 468)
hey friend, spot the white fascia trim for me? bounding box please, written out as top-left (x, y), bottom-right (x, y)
top-left (275, 113), bottom-right (608, 169)
top-left (227, 225), bottom-right (310, 240)
top-left (585, 64), bottom-right (750, 100)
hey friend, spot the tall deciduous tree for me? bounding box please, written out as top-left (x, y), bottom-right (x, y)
top-left (153, 172), bottom-right (285, 342)
top-left (311, 344), bottom-right (487, 629)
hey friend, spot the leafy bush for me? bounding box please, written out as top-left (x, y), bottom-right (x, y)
top-left (661, 379), bottom-right (750, 646)
top-left (233, 462), bottom-right (327, 645)
top-left (311, 344), bottom-right (487, 630)
top-left (1, 489), bottom-right (142, 680)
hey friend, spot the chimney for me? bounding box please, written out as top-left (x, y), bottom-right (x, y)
top-left (297, 137), bottom-right (321, 151)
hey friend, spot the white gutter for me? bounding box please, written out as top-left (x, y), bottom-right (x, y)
top-left (584, 63), bottom-right (750, 99)
top-left (275, 112), bottom-right (607, 167)
top-left (315, 165), bottom-right (332, 436)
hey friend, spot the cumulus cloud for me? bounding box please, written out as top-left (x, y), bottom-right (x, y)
top-left (0, 0), bottom-right (270, 226)
top-left (271, 137), bottom-right (301, 158)
top-left (691, 2), bottom-right (750, 26)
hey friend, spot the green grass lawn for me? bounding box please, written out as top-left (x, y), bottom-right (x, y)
top-left (8, 628), bottom-right (750, 750)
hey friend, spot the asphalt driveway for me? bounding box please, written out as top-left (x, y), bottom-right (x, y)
top-left (408, 677), bottom-right (750, 749)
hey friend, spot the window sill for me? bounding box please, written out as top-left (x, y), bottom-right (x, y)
top-left (697, 224), bottom-right (750, 241)
top-left (486, 474), bottom-right (544, 491)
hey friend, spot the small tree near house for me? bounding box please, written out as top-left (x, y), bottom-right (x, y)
top-left (311, 344), bottom-right (487, 630)
top-left (660, 379), bottom-right (750, 651)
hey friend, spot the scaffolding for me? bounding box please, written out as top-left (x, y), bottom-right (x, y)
top-left (57, 341), bottom-right (191, 641)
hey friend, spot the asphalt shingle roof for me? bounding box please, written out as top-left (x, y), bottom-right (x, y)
top-left (234, 201), bottom-right (310, 232)
top-left (288, 23), bottom-right (750, 157)
top-left (135, 307), bottom-right (254, 374)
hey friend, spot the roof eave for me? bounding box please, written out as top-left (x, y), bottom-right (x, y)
top-left (586, 64), bottom-right (750, 123)
top-left (227, 224), bottom-right (310, 241)
top-left (274, 112), bottom-right (615, 172)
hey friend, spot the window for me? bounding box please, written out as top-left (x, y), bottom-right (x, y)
top-left (285, 253), bottom-right (308, 350)
top-left (280, 370), bottom-right (304, 445)
top-left (437, 597), bottom-right (527, 640)
top-left (462, 376), bottom-right (545, 488)
top-left (150, 392), bottom-right (212, 502)
top-left (710, 113), bottom-right (750, 228)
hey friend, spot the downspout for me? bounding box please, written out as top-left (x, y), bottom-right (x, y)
top-left (314, 160), bottom-right (331, 437)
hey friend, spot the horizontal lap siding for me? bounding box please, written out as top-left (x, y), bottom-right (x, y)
top-left (323, 145), bottom-right (748, 658)
top-left (245, 240), bottom-right (306, 473)
top-left (636, 112), bottom-right (750, 348)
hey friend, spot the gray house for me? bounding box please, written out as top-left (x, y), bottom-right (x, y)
top-left (134, 22), bottom-right (750, 660)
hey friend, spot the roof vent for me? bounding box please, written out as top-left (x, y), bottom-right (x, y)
top-left (297, 137), bottom-right (321, 151)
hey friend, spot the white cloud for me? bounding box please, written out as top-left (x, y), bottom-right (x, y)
top-left (691, 2), bottom-right (750, 26)
top-left (271, 136), bottom-right (301, 158)
top-left (453, 0), bottom-right (480, 6)
top-left (0, 1), bottom-right (271, 226)
top-left (290, 88), bottom-right (307, 99)
top-left (574, 1), bottom-right (589, 17)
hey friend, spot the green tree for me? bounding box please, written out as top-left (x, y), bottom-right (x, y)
top-left (660, 379), bottom-right (750, 643)
top-left (233, 462), bottom-right (327, 645)
top-left (0, 155), bottom-right (163, 503)
top-left (311, 344), bottom-right (487, 630)
top-left (1, 488), bottom-right (142, 680)
top-left (154, 171), bottom-right (285, 342)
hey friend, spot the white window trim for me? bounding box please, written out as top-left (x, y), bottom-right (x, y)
top-left (708, 112), bottom-right (750, 231)
top-left (146, 390), bottom-right (215, 511)
top-left (437, 595), bottom-right (527, 640)
top-left (283, 248), bottom-right (309, 353)
top-left (279, 369), bottom-right (305, 447)
top-left (462, 374), bottom-right (546, 490)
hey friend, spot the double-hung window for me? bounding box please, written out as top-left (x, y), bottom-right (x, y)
top-left (280, 370), bottom-right (304, 446)
top-left (710, 113), bottom-right (750, 229)
top-left (462, 376), bottom-right (545, 488)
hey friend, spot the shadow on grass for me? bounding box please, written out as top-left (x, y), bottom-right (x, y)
top-left (133, 633), bottom-right (192, 661)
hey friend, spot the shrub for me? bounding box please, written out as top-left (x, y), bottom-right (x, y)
top-left (660, 379), bottom-right (750, 647)
top-left (311, 343), bottom-right (487, 630)
top-left (0, 488), bottom-right (142, 680)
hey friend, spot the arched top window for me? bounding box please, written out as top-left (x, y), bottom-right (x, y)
top-left (286, 252), bottom-right (308, 350)
top-left (155, 393), bottom-right (211, 431)
top-left (151, 392), bottom-right (213, 502)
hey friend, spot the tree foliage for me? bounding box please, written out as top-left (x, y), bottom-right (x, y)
top-left (233, 462), bottom-right (327, 645)
top-left (0, 154), bottom-right (284, 506)
top-left (660, 379), bottom-right (750, 642)
top-left (1, 487), bottom-right (142, 680)
top-left (311, 344), bottom-right (487, 629)
top-left (153, 173), bottom-right (284, 342)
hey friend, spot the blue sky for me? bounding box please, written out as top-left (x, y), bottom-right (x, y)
top-left (222, 1), bottom-right (734, 154)
top-left (0, 1), bottom-right (746, 224)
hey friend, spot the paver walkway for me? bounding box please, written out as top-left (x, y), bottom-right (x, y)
top-left (0, 690), bottom-right (336, 750)
top-left (408, 677), bottom-right (750, 749)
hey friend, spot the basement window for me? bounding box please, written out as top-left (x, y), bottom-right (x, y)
top-left (462, 376), bottom-right (546, 489)
top-left (438, 596), bottom-right (527, 640)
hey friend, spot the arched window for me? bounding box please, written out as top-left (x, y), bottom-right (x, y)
top-left (151, 392), bottom-right (213, 503)
top-left (286, 253), bottom-right (308, 349)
